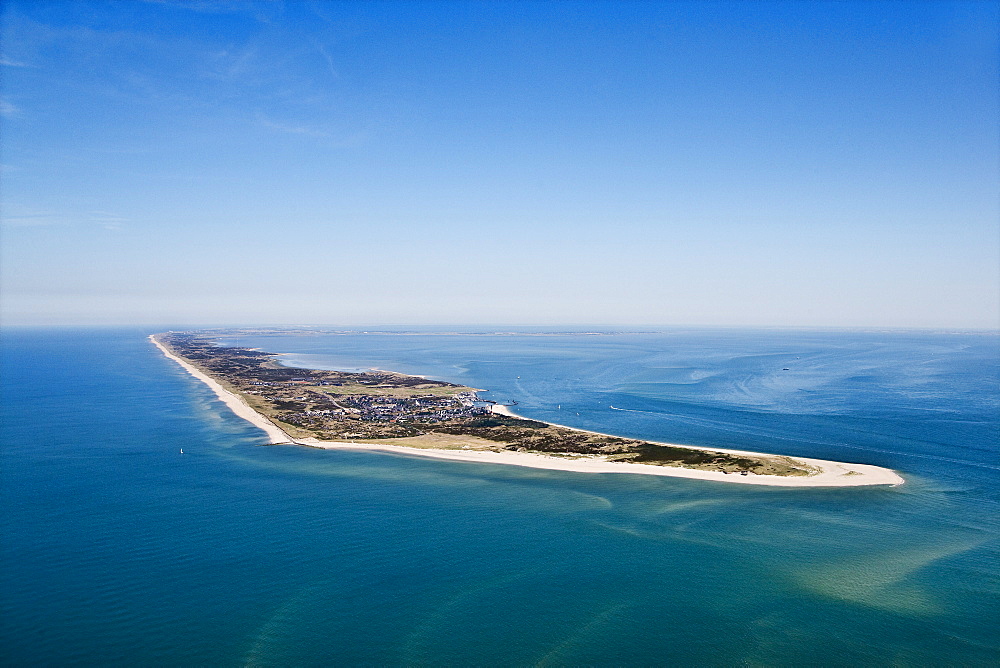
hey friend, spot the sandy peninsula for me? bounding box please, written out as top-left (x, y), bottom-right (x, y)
top-left (152, 335), bottom-right (904, 487)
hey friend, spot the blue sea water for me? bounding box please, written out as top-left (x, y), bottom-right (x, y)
top-left (1, 327), bottom-right (998, 666)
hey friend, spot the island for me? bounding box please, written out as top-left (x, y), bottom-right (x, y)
top-left (150, 331), bottom-right (904, 487)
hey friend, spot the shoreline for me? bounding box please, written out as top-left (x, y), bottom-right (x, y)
top-left (490, 404), bottom-right (892, 474)
top-left (151, 335), bottom-right (904, 487)
top-left (150, 335), bottom-right (295, 445)
top-left (295, 438), bottom-right (904, 487)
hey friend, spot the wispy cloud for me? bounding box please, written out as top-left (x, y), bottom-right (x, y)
top-left (1, 209), bottom-right (129, 230)
top-left (256, 114), bottom-right (368, 147)
top-left (313, 43), bottom-right (339, 79)
top-left (204, 44), bottom-right (262, 81)
top-left (258, 117), bottom-right (331, 138)
top-left (1, 211), bottom-right (64, 228)
top-left (138, 0), bottom-right (283, 23)
top-left (0, 99), bottom-right (21, 118)
top-left (7, 5), bottom-right (345, 122)
top-left (87, 211), bottom-right (129, 231)
top-left (305, 0), bottom-right (336, 25)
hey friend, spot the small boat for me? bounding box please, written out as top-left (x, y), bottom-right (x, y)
top-left (180, 448), bottom-right (184, 454)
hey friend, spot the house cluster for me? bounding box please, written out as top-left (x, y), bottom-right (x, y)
top-left (161, 332), bottom-right (496, 440)
top-left (339, 393), bottom-right (489, 424)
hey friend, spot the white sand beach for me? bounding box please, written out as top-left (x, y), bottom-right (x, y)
top-left (295, 438), bottom-right (903, 487)
top-left (486, 404), bottom-right (904, 485)
top-left (150, 335), bottom-right (294, 445)
top-left (152, 336), bottom-right (903, 487)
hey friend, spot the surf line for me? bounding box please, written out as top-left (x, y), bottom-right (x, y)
top-left (150, 335), bottom-right (298, 446)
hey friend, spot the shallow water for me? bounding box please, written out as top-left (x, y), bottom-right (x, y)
top-left (2, 327), bottom-right (998, 665)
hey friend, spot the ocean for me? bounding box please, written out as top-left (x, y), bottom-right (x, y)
top-left (1, 327), bottom-right (998, 666)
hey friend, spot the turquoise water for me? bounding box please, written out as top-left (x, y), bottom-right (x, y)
top-left (2, 327), bottom-right (998, 665)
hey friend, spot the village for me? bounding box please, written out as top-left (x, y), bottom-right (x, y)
top-left (158, 332), bottom-right (495, 440)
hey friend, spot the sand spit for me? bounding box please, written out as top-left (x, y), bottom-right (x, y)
top-left (150, 336), bottom-right (903, 487)
top-left (488, 405), bottom-right (904, 486)
top-left (296, 439), bottom-right (903, 487)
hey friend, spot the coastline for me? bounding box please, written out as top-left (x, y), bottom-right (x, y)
top-left (151, 335), bottom-right (904, 487)
top-left (485, 404), bottom-right (904, 486)
top-left (150, 335), bottom-right (295, 445)
top-left (295, 438), bottom-right (904, 487)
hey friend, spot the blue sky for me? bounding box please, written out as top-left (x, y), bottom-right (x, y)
top-left (2, 0), bottom-right (997, 328)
